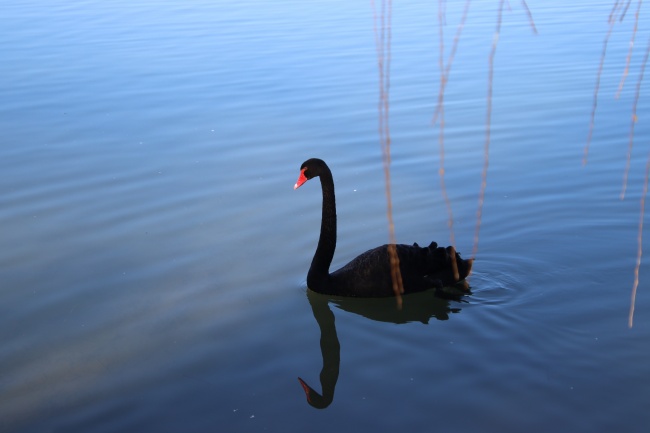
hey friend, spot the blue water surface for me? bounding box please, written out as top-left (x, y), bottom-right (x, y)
top-left (1, 1), bottom-right (649, 432)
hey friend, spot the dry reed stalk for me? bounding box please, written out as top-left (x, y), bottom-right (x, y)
top-left (431, 0), bottom-right (471, 126)
top-left (610, 0), bottom-right (623, 22)
top-left (627, 37), bottom-right (650, 327)
top-left (587, 1), bottom-right (647, 327)
top-left (622, 35), bottom-right (649, 200)
top-left (520, 0), bottom-right (537, 34)
top-left (584, 9), bottom-right (618, 166)
top-left (615, 0), bottom-right (642, 98)
top-left (585, 1), bottom-right (627, 166)
top-left (619, 0), bottom-right (634, 21)
top-left (472, 0), bottom-right (505, 258)
top-left (434, 0), bottom-right (462, 277)
top-left (371, 0), bottom-right (404, 306)
top-left (630, 152), bottom-right (649, 328)
top-left (436, 0), bottom-right (458, 248)
top-left (431, 0), bottom-right (470, 269)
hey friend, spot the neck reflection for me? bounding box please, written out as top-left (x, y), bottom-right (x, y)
top-left (298, 286), bottom-right (467, 409)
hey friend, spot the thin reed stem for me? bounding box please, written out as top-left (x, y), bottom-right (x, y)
top-left (616, 0), bottom-right (642, 98)
top-left (619, 0), bottom-right (634, 21)
top-left (431, 0), bottom-right (471, 126)
top-left (372, 0), bottom-right (403, 306)
top-left (621, 36), bottom-right (650, 200)
top-left (472, 0), bottom-right (504, 258)
top-left (609, 0), bottom-right (623, 23)
top-left (520, 0), bottom-right (537, 34)
top-left (436, 0), bottom-right (457, 248)
top-left (629, 151), bottom-right (649, 328)
top-left (584, 14), bottom-right (617, 166)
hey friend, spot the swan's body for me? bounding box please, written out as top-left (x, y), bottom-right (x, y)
top-left (294, 158), bottom-right (473, 297)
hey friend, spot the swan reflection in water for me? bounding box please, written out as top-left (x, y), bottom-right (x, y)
top-left (298, 284), bottom-right (469, 409)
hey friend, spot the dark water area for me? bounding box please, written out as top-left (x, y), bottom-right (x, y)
top-left (1, 1), bottom-right (649, 432)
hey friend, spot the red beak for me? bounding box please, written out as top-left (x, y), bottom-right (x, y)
top-left (294, 168), bottom-right (308, 190)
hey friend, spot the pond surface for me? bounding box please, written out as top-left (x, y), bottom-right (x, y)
top-left (1, 1), bottom-right (649, 432)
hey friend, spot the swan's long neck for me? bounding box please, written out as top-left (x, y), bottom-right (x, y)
top-left (308, 167), bottom-right (337, 288)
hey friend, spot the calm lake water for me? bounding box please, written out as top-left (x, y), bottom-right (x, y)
top-left (1, 0), bottom-right (649, 432)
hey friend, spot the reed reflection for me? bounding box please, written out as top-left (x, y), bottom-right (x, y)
top-left (298, 285), bottom-right (468, 409)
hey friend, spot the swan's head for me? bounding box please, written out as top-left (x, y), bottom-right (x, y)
top-left (294, 158), bottom-right (328, 190)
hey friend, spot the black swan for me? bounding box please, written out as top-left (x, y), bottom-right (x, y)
top-left (294, 158), bottom-right (473, 297)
